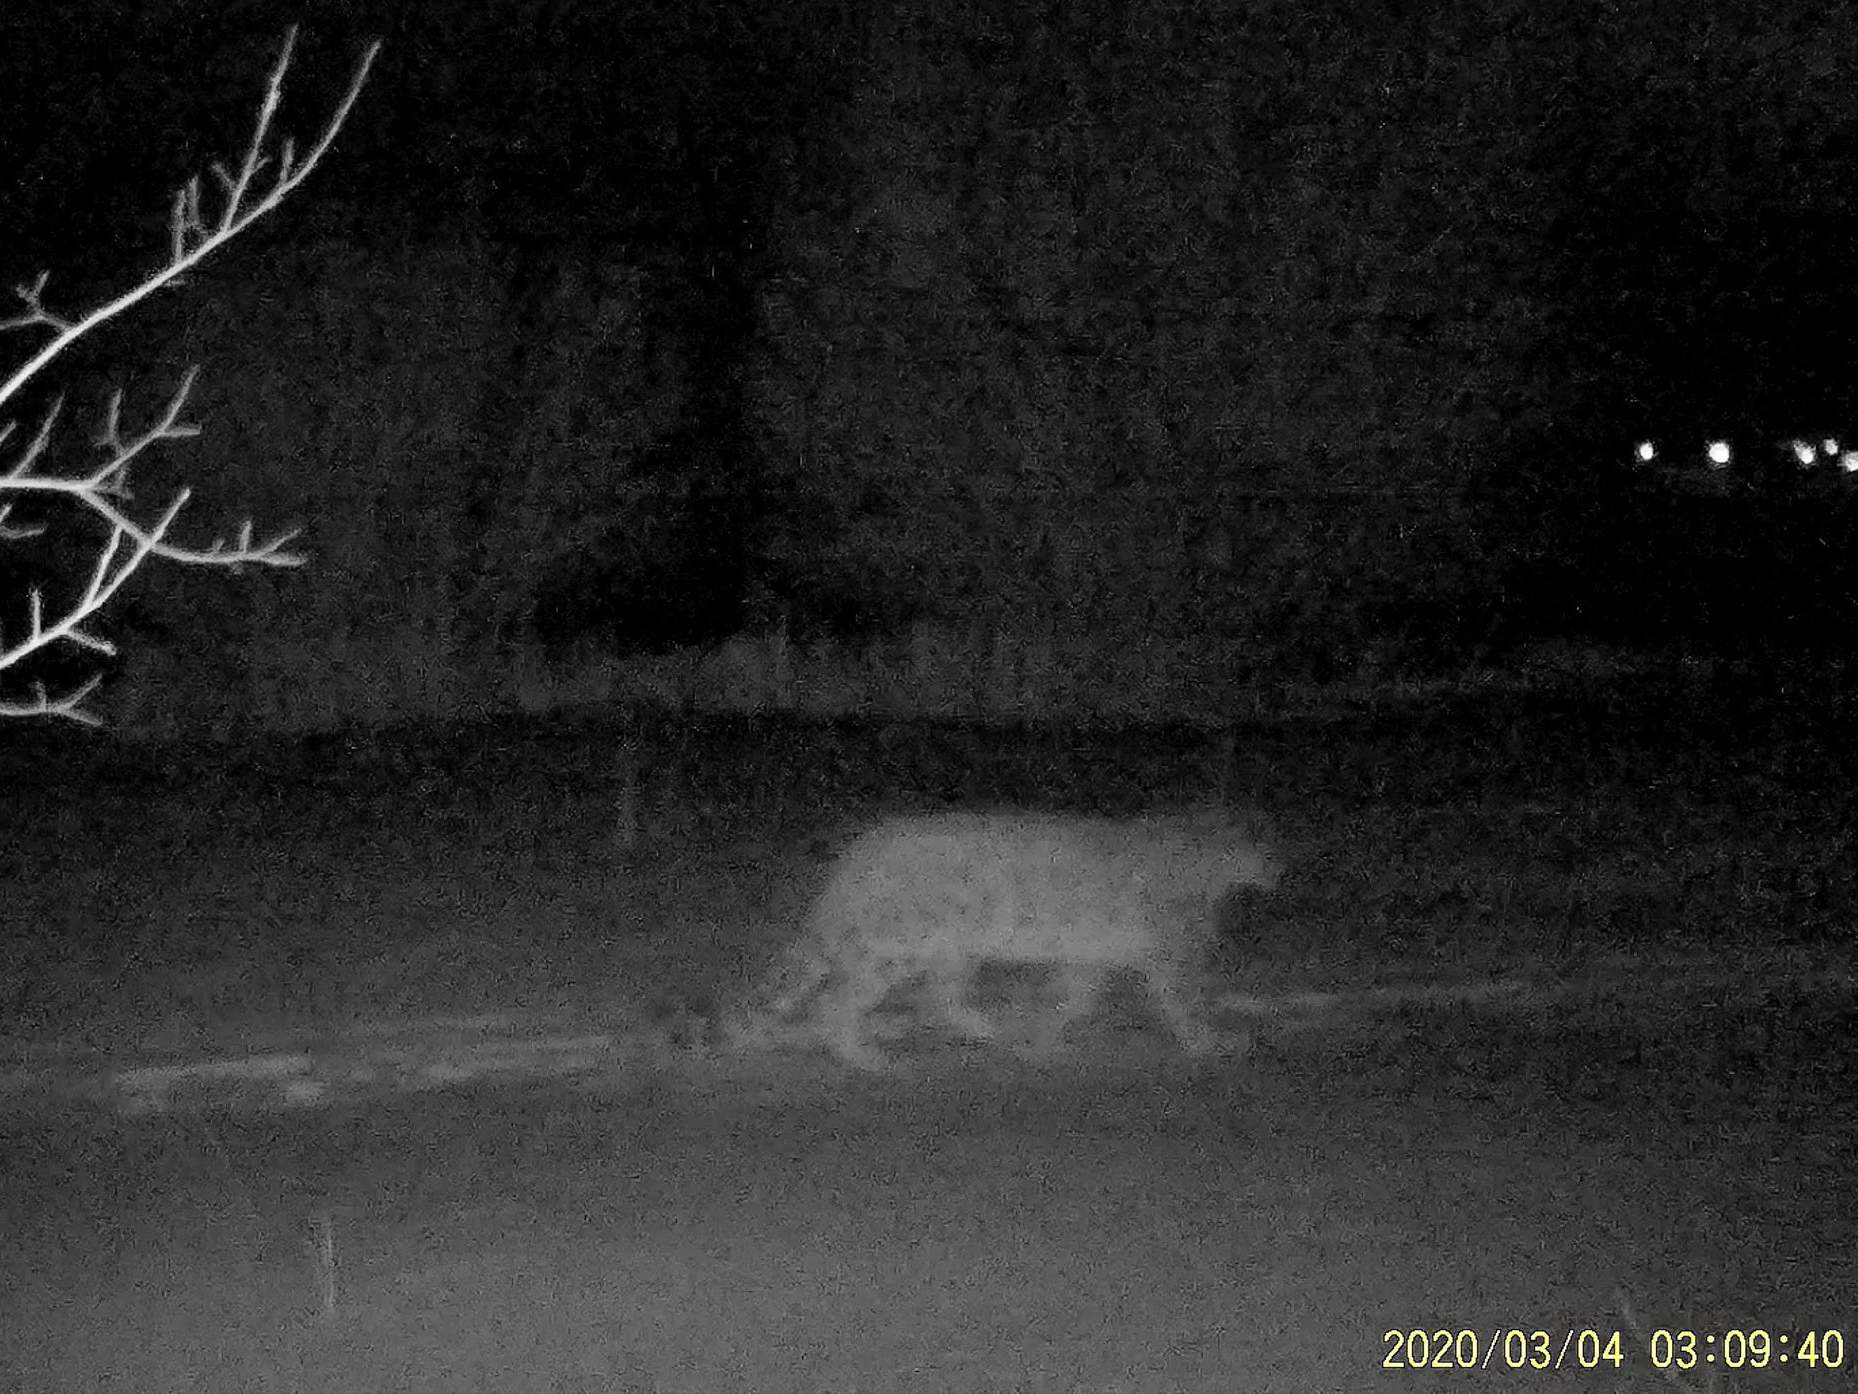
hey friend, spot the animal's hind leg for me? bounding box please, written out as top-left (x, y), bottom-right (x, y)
top-left (923, 962), bottom-right (998, 1043)
top-left (815, 954), bottom-right (912, 1070)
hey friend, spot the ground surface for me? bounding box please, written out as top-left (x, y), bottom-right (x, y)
top-left (3, 979), bottom-right (1853, 1393)
top-left (1, 674), bottom-right (1854, 1389)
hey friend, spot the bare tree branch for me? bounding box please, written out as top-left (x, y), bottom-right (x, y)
top-left (0, 25), bottom-right (380, 724)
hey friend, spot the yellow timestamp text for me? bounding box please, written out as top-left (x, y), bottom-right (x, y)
top-left (1650, 1329), bottom-right (1847, 1372)
top-left (1381, 1327), bottom-right (1848, 1374)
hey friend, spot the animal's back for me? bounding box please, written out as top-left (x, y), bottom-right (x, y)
top-left (815, 810), bottom-right (1278, 964)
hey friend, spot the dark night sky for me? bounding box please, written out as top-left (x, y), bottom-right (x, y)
top-left (6, 1), bottom-right (1856, 445)
top-left (3, 0), bottom-right (1857, 714)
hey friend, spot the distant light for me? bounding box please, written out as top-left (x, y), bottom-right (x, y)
top-left (1627, 430), bottom-right (1858, 476)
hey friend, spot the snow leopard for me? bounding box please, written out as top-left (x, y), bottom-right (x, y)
top-left (734, 808), bottom-right (1282, 1069)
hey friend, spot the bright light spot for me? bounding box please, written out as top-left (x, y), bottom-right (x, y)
top-left (1628, 430), bottom-right (1856, 477)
